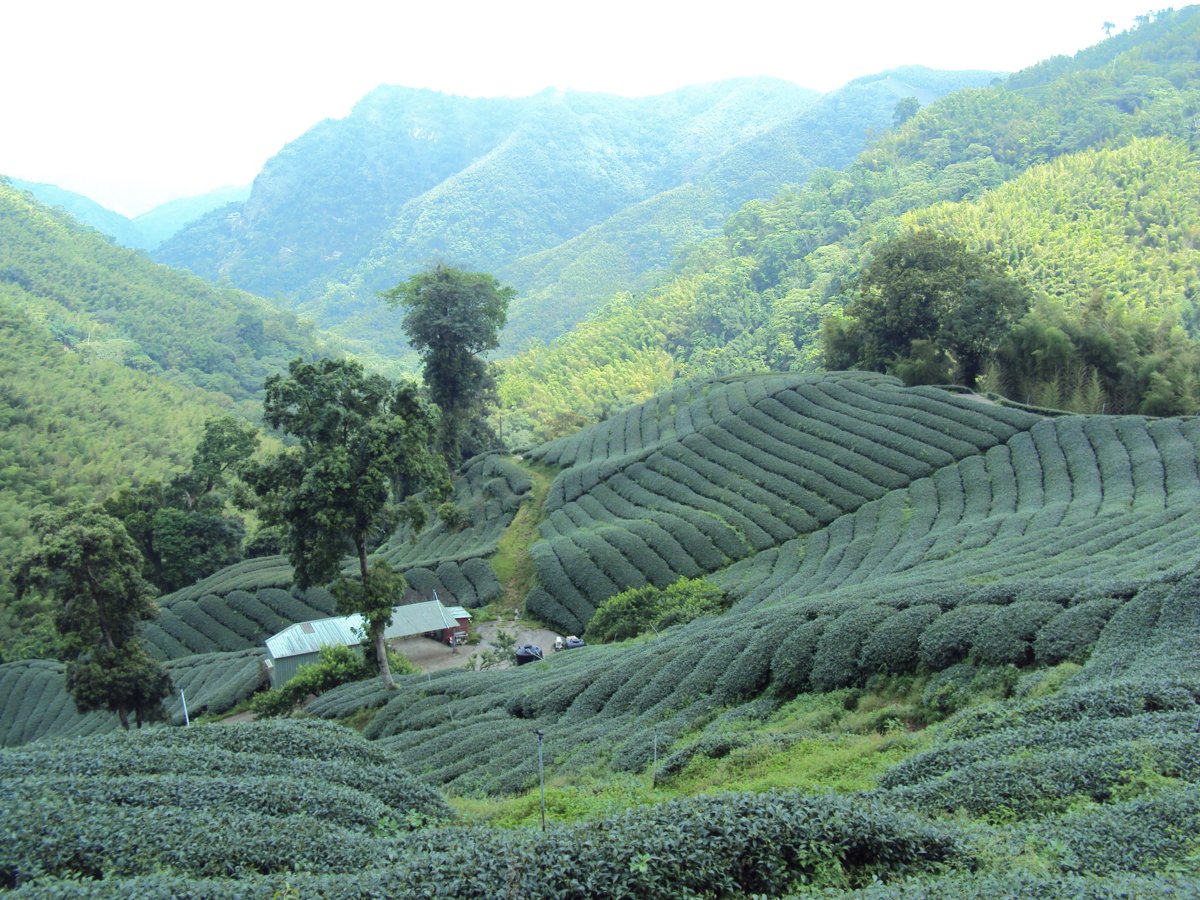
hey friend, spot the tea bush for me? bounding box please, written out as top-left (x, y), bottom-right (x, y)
top-left (525, 373), bottom-right (1038, 633)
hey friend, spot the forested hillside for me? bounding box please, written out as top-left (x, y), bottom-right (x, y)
top-left (133, 185), bottom-right (250, 249)
top-left (498, 8), bottom-right (1200, 445)
top-left (494, 67), bottom-right (996, 354)
top-left (0, 303), bottom-right (226, 649)
top-left (155, 70), bottom-right (994, 360)
top-left (157, 81), bottom-right (813, 304)
top-left (0, 181), bottom-right (322, 403)
top-left (0, 182), bottom-right (327, 639)
top-left (8, 178), bottom-right (146, 248)
top-left (5, 178), bottom-right (247, 250)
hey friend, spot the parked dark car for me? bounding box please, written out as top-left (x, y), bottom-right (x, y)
top-left (561, 635), bottom-right (586, 650)
top-left (515, 644), bottom-right (544, 665)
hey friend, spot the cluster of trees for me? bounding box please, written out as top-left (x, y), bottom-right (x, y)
top-left (12, 263), bottom-right (515, 716)
top-left (497, 9), bottom-right (1200, 440)
top-left (823, 230), bottom-right (1032, 389)
top-left (585, 578), bottom-right (731, 644)
top-left (16, 506), bottom-right (171, 729)
top-left (246, 266), bottom-right (514, 690)
top-left (104, 417), bottom-right (263, 594)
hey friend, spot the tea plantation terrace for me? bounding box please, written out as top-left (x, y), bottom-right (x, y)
top-left (2, 372), bottom-right (1200, 895)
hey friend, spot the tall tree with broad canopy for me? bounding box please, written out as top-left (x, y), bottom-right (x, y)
top-left (247, 358), bottom-right (448, 688)
top-left (15, 504), bottom-right (171, 728)
top-left (381, 264), bottom-right (515, 465)
top-left (104, 415), bottom-right (260, 593)
top-left (824, 229), bottom-right (1031, 389)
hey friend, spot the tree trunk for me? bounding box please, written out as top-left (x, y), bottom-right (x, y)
top-left (374, 621), bottom-right (395, 690)
top-left (117, 705), bottom-right (130, 730)
top-left (360, 541), bottom-right (395, 690)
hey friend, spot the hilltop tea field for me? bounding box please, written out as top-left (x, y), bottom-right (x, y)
top-left (2, 372), bottom-right (1200, 896)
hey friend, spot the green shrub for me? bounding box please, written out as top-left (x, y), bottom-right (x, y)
top-left (971, 601), bottom-right (1062, 667)
top-left (1034, 598), bottom-right (1123, 665)
top-left (920, 662), bottom-right (981, 717)
top-left (860, 604), bottom-right (943, 676)
top-left (436, 502), bottom-right (471, 532)
top-left (253, 645), bottom-right (368, 717)
top-left (770, 617), bottom-right (830, 698)
top-left (810, 604), bottom-right (896, 691)
top-left (585, 577), bottom-right (729, 643)
top-left (918, 605), bottom-right (997, 671)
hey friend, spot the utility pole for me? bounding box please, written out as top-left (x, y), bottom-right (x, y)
top-left (535, 729), bottom-right (546, 831)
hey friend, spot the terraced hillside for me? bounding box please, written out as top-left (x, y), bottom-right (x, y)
top-left (0, 649), bottom-right (266, 744)
top-left (524, 373), bottom-right (1040, 633)
top-left (139, 452), bottom-right (527, 660)
top-left (0, 453), bottom-right (529, 746)
top-left (721, 413), bottom-right (1200, 609)
top-left (3, 374), bottom-right (1200, 895)
top-left (291, 374), bottom-right (1200, 800)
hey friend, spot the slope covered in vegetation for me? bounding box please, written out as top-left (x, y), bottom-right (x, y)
top-left (497, 9), bottom-right (1200, 444)
top-left (0, 180), bottom-right (322, 404)
top-left (3, 375), bottom-right (1199, 895)
top-left (156, 71), bottom-right (994, 361)
top-left (0, 182), bottom-right (328, 629)
top-left (157, 81), bottom-right (814, 311)
top-left (0, 302), bottom-right (226, 631)
top-left (5, 178), bottom-right (247, 250)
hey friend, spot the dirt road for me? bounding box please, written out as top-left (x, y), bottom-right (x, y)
top-left (391, 616), bottom-right (565, 673)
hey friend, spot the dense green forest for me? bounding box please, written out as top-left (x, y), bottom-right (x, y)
top-left (157, 80), bottom-right (813, 306)
top-left (0, 180), bottom-right (323, 403)
top-left (492, 67), bottom-right (997, 355)
top-left (0, 180), bottom-right (327, 644)
top-left (0, 302), bottom-right (226, 656)
top-left (498, 7), bottom-right (1200, 445)
top-left (156, 70), bottom-right (994, 362)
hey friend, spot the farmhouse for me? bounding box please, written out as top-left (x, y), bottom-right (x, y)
top-left (264, 599), bottom-right (472, 687)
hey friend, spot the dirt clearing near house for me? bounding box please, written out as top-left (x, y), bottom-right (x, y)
top-left (391, 617), bottom-right (565, 673)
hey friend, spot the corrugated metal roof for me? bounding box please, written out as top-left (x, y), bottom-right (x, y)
top-left (383, 600), bottom-right (460, 639)
top-left (265, 600), bottom-right (468, 660)
top-left (265, 614), bottom-right (366, 661)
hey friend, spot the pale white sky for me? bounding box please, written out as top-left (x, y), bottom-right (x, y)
top-left (2, 0), bottom-right (1160, 215)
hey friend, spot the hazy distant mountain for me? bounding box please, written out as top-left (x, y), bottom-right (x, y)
top-left (156, 72), bottom-right (995, 358)
top-left (133, 185), bottom-right (250, 248)
top-left (4, 178), bottom-right (250, 250)
top-left (494, 66), bottom-right (999, 353)
top-left (0, 180), bottom-right (323, 406)
top-left (8, 177), bottom-right (146, 248)
top-left (154, 80), bottom-right (819, 328)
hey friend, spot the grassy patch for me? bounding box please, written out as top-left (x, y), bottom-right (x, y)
top-left (452, 679), bottom-right (938, 827)
top-left (337, 706), bottom-right (378, 732)
top-left (452, 773), bottom-right (658, 828)
top-left (661, 684), bottom-right (933, 797)
top-left (491, 458), bottom-right (557, 613)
